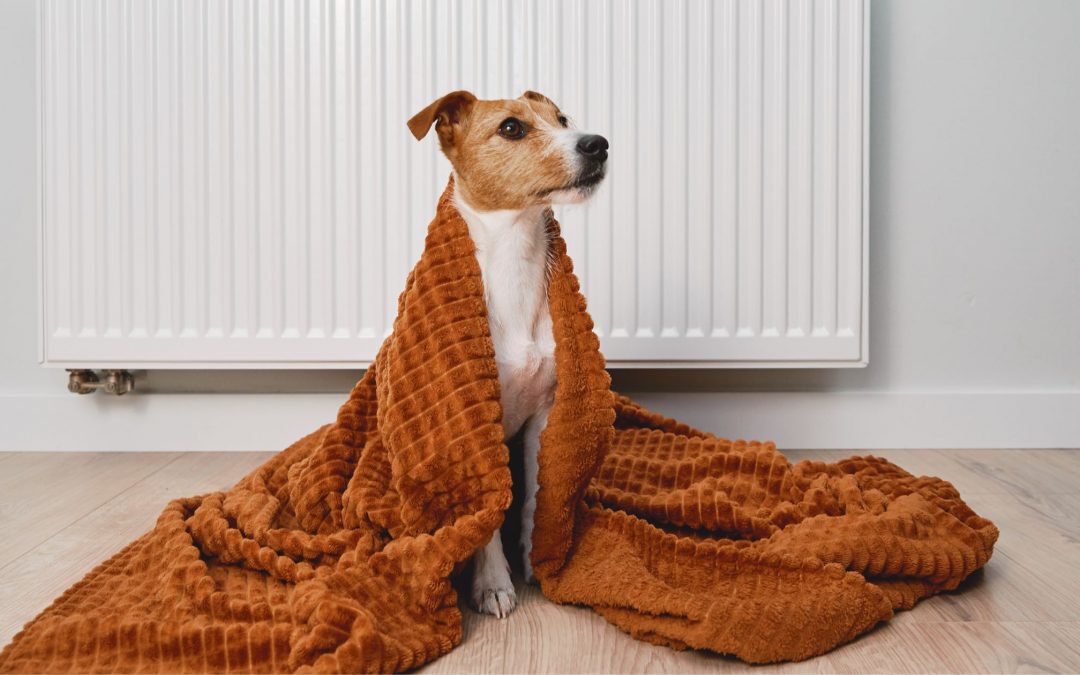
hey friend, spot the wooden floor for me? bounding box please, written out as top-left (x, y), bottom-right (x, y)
top-left (1, 449), bottom-right (1078, 674)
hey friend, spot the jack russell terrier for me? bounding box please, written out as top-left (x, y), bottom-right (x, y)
top-left (407, 90), bottom-right (608, 618)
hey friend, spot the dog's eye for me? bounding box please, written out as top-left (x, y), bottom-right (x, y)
top-left (497, 117), bottom-right (526, 139)
top-left (557, 114), bottom-right (569, 128)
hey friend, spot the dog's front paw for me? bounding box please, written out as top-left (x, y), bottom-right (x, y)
top-left (470, 531), bottom-right (517, 618)
top-left (470, 549), bottom-right (518, 618)
top-left (471, 583), bottom-right (518, 618)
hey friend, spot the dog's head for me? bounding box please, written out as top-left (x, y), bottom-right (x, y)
top-left (408, 90), bottom-right (608, 211)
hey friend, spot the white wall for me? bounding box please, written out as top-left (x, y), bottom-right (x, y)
top-left (2, 0), bottom-right (1078, 450)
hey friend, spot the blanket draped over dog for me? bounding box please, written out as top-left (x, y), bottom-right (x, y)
top-left (1, 181), bottom-right (997, 673)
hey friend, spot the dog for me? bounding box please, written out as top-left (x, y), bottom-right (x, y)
top-left (407, 90), bottom-right (608, 618)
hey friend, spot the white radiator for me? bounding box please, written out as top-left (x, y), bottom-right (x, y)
top-left (39, 0), bottom-right (867, 369)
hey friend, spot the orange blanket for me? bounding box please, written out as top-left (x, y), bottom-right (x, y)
top-left (0, 181), bottom-right (997, 672)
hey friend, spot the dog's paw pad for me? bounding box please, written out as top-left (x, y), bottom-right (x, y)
top-left (472, 586), bottom-right (517, 619)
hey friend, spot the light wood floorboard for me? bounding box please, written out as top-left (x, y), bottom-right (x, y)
top-left (0, 452), bottom-right (182, 568)
top-left (0, 449), bottom-right (1076, 674)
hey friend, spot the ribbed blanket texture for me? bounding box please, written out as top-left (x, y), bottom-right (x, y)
top-left (0, 181), bottom-right (997, 673)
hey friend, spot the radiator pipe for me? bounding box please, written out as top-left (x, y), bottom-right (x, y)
top-left (67, 369), bottom-right (135, 395)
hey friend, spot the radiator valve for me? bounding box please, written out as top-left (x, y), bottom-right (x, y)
top-left (67, 369), bottom-right (135, 395)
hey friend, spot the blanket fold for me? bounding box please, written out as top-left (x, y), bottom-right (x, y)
top-left (0, 180), bottom-right (997, 673)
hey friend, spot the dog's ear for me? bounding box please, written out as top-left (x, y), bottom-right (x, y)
top-left (407, 90), bottom-right (477, 143)
top-left (521, 90), bottom-right (558, 110)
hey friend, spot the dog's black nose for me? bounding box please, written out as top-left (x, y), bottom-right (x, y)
top-left (576, 134), bottom-right (609, 161)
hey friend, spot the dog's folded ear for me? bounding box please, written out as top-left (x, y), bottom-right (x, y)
top-left (521, 90), bottom-right (558, 109)
top-left (407, 90), bottom-right (478, 142)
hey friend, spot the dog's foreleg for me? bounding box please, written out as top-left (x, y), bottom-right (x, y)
top-left (470, 528), bottom-right (517, 618)
top-left (520, 401), bottom-right (551, 584)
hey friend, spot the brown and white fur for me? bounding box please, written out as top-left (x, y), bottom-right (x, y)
top-left (408, 91), bottom-right (608, 618)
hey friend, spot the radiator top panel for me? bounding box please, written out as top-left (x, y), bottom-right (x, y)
top-left (40, 0), bottom-right (867, 368)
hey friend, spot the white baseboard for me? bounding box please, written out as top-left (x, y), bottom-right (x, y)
top-left (1, 391), bottom-right (1078, 452)
top-left (1, 393), bottom-right (346, 452)
top-left (627, 391), bottom-right (1080, 450)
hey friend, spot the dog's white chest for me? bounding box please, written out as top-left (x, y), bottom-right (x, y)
top-left (457, 197), bottom-right (557, 438)
top-left (489, 311), bottom-right (556, 438)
